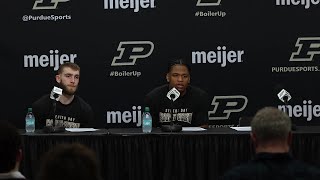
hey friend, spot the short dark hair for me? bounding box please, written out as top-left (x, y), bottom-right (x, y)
top-left (251, 107), bottom-right (291, 142)
top-left (57, 62), bottom-right (80, 74)
top-left (37, 143), bottom-right (102, 180)
top-left (167, 59), bottom-right (191, 73)
top-left (0, 121), bottom-right (22, 173)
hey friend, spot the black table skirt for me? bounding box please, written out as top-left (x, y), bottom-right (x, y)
top-left (21, 127), bottom-right (320, 180)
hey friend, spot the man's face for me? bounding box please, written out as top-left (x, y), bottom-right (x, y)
top-left (166, 64), bottom-right (190, 95)
top-left (56, 67), bottom-right (80, 96)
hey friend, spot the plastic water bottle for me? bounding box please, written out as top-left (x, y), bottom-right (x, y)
top-left (25, 107), bottom-right (35, 133)
top-left (142, 107), bottom-right (152, 133)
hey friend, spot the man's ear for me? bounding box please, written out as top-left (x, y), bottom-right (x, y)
top-left (56, 74), bottom-right (61, 83)
top-left (16, 149), bottom-right (22, 162)
top-left (287, 132), bottom-right (293, 146)
top-left (250, 132), bottom-right (258, 147)
top-left (166, 73), bottom-right (169, 82)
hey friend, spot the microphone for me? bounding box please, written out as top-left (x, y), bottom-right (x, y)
top-left (43, 86), bottom-right (65, 133)
top-left (277, 89), bottom-right (296, 131)
top-left (161, 87), bottom-right (182, 132)
top-left (166, 87), bottom-right (180, 102)
top-left (170, 94), bottom-right (175, 101)
top-left (277, 89), bottom-right (292, 104)
top-left (50, 86), bottom-right (62, 101)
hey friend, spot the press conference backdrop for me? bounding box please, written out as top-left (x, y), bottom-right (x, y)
top-left (1, 0), bottom-right (320, 129)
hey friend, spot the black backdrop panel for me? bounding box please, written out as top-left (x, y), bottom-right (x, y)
top-left (1, 0), bottom-right (320, 128)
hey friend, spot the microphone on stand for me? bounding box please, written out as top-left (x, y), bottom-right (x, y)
top-left (277, 89), bottom-right (297, 131)
top-left (43, 86), bottom-right (65, 133)
top-left (161, 87), bottom-right (182, 132)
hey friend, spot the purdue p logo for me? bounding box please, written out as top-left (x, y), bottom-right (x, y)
top-left (33, 0), bottom-right (70, 10)
top-left (290, 37), bottom-right (320, 62)
top-left (196, 0), bottom-right (221, 6)
top-left (208, 95), bottom-right (248, 120)
top-left (111, 41), bottom-right (154, 66)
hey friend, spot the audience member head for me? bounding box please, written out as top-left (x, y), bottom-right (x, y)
top-left (250, 107), bottom-right (292, 153)
top-left (0, 121), bottom-right (22, 173)
top-left (37, 143), bottom-right (102, 180)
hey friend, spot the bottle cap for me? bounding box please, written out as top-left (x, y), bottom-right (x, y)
top-left (28, 107), bottom-right (32, 112)
top-left (145, 107), bottom-right (150, 112)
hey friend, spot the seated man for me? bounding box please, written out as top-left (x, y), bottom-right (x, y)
top-left (32, 62), bottom-right (94, 128)
top-left (220, 107), bottom-right (320, 179)
top-left (145, 59), bottom-right (210, 128)
top-left (0, 121), bottom-right (26, 180)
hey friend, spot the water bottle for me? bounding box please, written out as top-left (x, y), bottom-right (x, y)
top-left (142, 107), bottom-right (152, 133)
top-left (25, 107), bottom-right (35, 133)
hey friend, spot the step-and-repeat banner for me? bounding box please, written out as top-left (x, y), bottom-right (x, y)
top-left (1, 0), bottom-right (320, 128)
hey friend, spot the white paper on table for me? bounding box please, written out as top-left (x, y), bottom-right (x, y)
top-left (182, 127), bottom-right (207, 131)
top-left (230, 126), bottom-right (251, 131)
top-left (65, 128), bottom-right (98, 132)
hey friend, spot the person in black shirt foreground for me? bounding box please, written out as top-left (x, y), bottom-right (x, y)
top-left (0, 121), bottom-right (26, 180)
top-left (145, 59), bottom-right (210, 128)
top-left (220, 107), bottom-right (320, 180)
top-left (32, 62), bottom-right (93, 129)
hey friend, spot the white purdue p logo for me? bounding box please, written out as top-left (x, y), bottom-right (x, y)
top-left (290, 37), bottom-right (320, 62)
top-left (33, 0), bottom-right (70, 10)
top-left (196, 0), bottom-right (222, 6)
top-left (111, 41), bottom-right (154, 66)
top-left (208, 95), bottom-right (248, 120)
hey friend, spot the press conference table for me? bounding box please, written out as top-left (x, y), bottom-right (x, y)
top-left (21, 126), bottom-right (320, 180)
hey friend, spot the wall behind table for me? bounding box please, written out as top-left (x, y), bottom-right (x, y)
top-left (1, 0), bottom-right (320, 129)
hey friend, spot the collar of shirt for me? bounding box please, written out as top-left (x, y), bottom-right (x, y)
top-left (0, 171), bottom-right (25, 179)
top-left (254, 152), bottom-right (293, 161)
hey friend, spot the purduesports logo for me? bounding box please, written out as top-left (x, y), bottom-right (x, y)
top-left (23, 0), bottom-right (71, 22)
top-left (196, 0), bottom-right (221, 6)
top-left (208, 95), bottom-right (248, 120)
top-left (271, 37), bottom-right (320, 73)
top-left (33, 0), bottom-right (70, 10)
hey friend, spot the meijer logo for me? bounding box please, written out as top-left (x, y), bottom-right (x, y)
top-left (290, 37), bottom-right (320, 62)
top-left (104, 0), bottom-right (156, 12)
top-left (33, 0), bottom-right (70, 10)
top-left (106, 106), bottom-right (142, 126)
top-left (111, 41), bottom-right (154, 66)
top-left (278, 100), bottom-right (320, 121)
top-left (192, 46), bottom-right (245, 67)
top-left (24, 50), bottom-right (77, 70)
top-left (276, 0), bottom-right (320, 9)
top-left (197, 0), bottom-right (221, 6)
top-left (208, 95), bottom-right (248, 120)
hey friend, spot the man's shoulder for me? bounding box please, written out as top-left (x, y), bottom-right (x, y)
top-left (188, 86), bottom-right (209, 97)
top-left (222, 159), bottom-right (320, 179)
top-left (74, 95), bottom-right (92, 110)
top-left (32, 94), bottom-right (50, 106)
top-left (146, 84), bottom-right (168, 98)
top-left (290, 159), bottom-right (320, 175)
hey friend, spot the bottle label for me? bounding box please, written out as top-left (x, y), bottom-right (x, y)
top-left (143, 119), bottom-right (152, 126)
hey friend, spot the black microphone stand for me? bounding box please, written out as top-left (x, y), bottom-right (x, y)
top-left (161, 95), bottom-right (182, 132)
top-left (283, 96), bottom-right (297, 131)
top-left (43, 99), bottom-right (65, 133)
